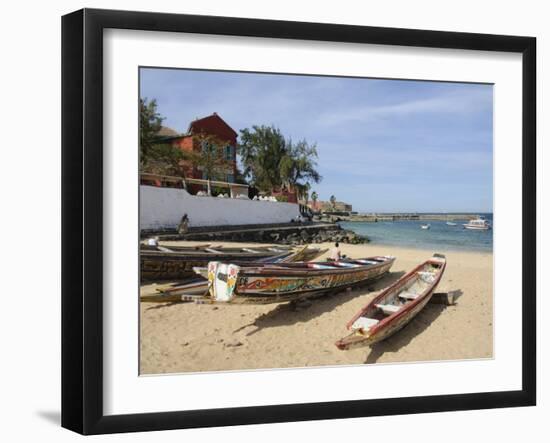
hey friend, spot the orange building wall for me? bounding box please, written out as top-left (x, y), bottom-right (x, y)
top-left (169, 135), bottom-right (238, 185)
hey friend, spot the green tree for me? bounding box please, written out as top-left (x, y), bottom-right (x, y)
top-left (140, 143), bottom-right (188, 177)
top-left (302, 183), bottom-right (311, 205)
top-left (239, 125), bottom-right (288, 191)
top-left (185, 133), bottom-right (235, 195)
top-left (233, 165), bottom-right (249, 185)
top-left (311, 191), bottom-right (318, 209)
top-left (139, 98), bottom-right (164, 164)
top-left (139, 97), bottom-right (195, 177)
top-left (238, 125), bottom-right (322, 194)
top-left (329, 194), bottom-right (336, 210)
top-left (192, 133), bottom-right (233, 183)
top-left (279, 139), bottom-right (321, 191)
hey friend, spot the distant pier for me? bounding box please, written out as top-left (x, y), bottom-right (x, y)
top-left (336, 213), bottom-right (478, 222)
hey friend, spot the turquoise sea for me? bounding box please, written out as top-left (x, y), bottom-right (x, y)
top-left (340, 214), bottom-right (493, 252)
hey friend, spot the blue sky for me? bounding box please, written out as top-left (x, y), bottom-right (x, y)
top-left (140, 68), bottom-right (493, 213)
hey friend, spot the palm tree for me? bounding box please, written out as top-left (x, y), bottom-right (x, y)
top-left (311, 191), bottom-right (318, 210)
top-left (330, 195), bottom-right (336, 210)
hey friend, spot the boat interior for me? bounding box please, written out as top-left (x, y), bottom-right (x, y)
top-left (260, 256), bottom-right (393, 271)
top-left (350, 260), bottom-right (444, 331)
top-left (141, 244), bottom-right (292, 254)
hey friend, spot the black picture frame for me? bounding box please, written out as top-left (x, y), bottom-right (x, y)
top-left (62, 8), bottom-right (536, 435)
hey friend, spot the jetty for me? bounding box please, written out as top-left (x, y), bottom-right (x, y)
top-left (332, 213), bottom-right (477, 222)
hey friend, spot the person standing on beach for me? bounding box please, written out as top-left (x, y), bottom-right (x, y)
top-left (330, 242), bottom-right (342, 261)
top-left (177, 214), bottom-right (189, 235)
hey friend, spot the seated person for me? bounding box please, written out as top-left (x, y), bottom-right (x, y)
top-left (328, 242), bottom-right (346, 261)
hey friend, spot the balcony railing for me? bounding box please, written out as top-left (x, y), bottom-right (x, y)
top-left (140, 173), bottom-right (249, 198)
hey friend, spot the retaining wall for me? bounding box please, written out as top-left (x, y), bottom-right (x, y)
top-left (140, 185), bottom-right (301, 230)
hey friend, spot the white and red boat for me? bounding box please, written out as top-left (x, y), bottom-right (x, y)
top-left (463, 216), bottom-right (491, 230)
top-left (335, 254), bottom-right (446, 349)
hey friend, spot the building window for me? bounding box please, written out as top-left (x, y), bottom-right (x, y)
top-left (226, 174), bottom-right (234, 183)
top-left (225, 145), bottom-right (233, 160)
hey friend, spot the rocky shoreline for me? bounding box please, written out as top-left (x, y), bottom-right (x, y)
top-left (274, 226), bottom-right (367, 245)
top-left (144, 222), bottom-right (368, 245)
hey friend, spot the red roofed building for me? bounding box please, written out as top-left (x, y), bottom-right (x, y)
top-left (157, 113), bottom-right (238, 186)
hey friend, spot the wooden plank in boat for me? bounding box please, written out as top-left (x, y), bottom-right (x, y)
top-left (398, 292), bottom-right (419, 300)
top-left (204, 248), bottom-right (224, 254)
top-left (375, 304), bottom-right (401, 315)
top-left (157, 246), bottom-right (174, 252)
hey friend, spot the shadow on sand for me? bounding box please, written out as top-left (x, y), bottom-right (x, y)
top-left (237, 271), bottom-right (406, 336)
top-left (144, 300), bottom-right (194, 311)
top-left (363, 289), bottom-right (463, 364)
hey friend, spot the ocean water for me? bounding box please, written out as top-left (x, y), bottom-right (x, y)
top-left (340, 214), bottom-right (493, 252)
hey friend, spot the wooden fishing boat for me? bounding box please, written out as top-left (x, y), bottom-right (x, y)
top-left (140, 245), bottom-right (328, 303)
top-left (148, 255), bottom-right (396, 305)
top-left (140, 245), bottom-right (327, 283)
top-left (140, 245), bottom-right (296, 281)
top-left (140, 243), bottom-right (293, 253)
top-left (335, 254), bottom-right (446, 350)
top-left (140, 243), bottom-right (210, 252)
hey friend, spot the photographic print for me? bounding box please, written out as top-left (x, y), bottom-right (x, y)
top-left (139, 67), bottom-right (493, 374)
top-left (61, 10), bottom-right (535, 433)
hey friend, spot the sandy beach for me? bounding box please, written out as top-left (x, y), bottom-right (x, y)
top-left (140, 241), bottom-right (493, 374)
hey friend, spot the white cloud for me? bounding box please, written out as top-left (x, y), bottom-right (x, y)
top-left (316, 87), bottom-right (493, 127)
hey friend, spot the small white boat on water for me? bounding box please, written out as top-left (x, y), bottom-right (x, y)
top-left (463, 216), bottom-right (491, 230)
top-left (446, 221), bottom-right (457, 226)
top-left (420, 224), bottom-right (430, 230)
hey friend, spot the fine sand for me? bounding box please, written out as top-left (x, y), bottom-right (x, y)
top-left (140, 241), bottom-right (493, 374)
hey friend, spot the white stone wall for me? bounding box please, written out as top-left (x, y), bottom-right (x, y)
top-left (140, 185), bottom-right (301, 230)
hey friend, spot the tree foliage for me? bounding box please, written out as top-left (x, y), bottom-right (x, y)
top-left (140, 143), bottom-right (188, 176)
top-left (301, 183), bottom-right (311, 205)
top-left (139, 98), bottom-right (164, 164)
top-left (139, 97), bottom-right (191, 176)
top-left (191, 133), bottom-right (233, 181)
top-left (238, 125), bottom-right (321, 194)
top-left (311, 191), bottom-right (318, 204)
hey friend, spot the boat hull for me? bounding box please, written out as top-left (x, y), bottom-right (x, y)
top-left (140, 248), bottom-right (299, 281)
top-left (206, 257), bottom-right (395, 304)
top-left (141, 254), bottom-right (287, 281)
top-left (335, 255), bottom-right (446, 350)
top-left (463, 217), bottom-right (491, 230)
top-left (336, 289), bottom-right (435, 348)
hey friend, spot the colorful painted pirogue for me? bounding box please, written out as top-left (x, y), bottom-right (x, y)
top-left (140, 244), bottom-right (312, 281)
top-left (149, 255), bottom-right (395, 305)
top-left (335, 254), bottom-right (446, 350)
